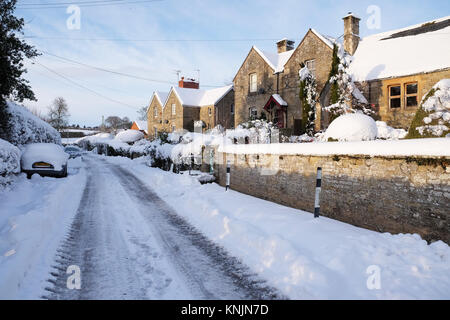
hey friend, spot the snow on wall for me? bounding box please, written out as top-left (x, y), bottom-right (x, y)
top-left (219, 138), bottom-right (450, 157)
top-left (5, 101), bottom-right (61, 147)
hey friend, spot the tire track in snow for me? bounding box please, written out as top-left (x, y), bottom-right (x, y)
top-left (44, 156), bottom-right (284, 299)
top-left (110, 161), bottom-right (284, 300)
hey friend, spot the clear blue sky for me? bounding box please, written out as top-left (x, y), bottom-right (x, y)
top-left (16, 0), bottom-right (450, 127)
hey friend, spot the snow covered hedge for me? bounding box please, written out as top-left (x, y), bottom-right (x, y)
top-left (0, 138), bottom-right (21, 187)
top-left (407, 79), bottom-right (450, 139)
top-left (323, 113), bottom-right (378, 142)
top-left (4, 101), bottom-right (61, 147)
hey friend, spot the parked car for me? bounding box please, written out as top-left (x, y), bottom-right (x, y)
top-left (21, 143), bottom-right (69, 179)
top-left (64, 145), bottom-right (82, 158)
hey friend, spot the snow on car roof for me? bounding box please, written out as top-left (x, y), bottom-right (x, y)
top-left (21, 143), bottom-right (69, 171)
top-left (349, 16), bottom-right (450, 81)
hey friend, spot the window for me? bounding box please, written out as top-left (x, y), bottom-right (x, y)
top-left (249, 73), bottom-right (257, 93)
top-left (172, 125), bottom-right (176, 132)
top-left (208, 107), bottom-right (212, 116)
top-left (249, 107), bottom-right (257, 120)
top-left (305, 59), bottom-right (316, 76)
top-left (230, 103), bottom-right (234, 114)
top-left (154, 127), bottom-right (157, 137)
top-left (405, 83), bottom-right (418, 107)
top-left (389, 85), bottom-right (401, 109)
top-left (154, 106), bottom-right (158, 118)
top-left (172, 103), bottom-right (176, 115)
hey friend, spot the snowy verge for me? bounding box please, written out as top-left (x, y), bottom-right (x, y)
top-left (0, 157), bottom-right (87, 299)
top-left (104, 155), bottom-right (450, 299)
top-left (219, 138), bottom-right (450, 157)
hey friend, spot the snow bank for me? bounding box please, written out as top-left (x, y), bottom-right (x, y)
top-left (115, 129), bottom-right (144, 143)
top-left (0, 158), bottom-right (87, 299)
top-left (21, 143), bottom-right (69, 171)
top-left (323, 113), bottom-right (377, 142)
top-left (376, 121), bottom-right (407, 140)
top-left (220, 138), bottom-right (450, 157)
top-left (105, 156), bottom-right (450, 299)
top-left (5, 101), bottom-right (61, 147)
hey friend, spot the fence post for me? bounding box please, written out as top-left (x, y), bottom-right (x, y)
top-left (314, 167), bottom-right (322, 218)
top-left (209, 149), bottom-right (214, 175)
top-left (189, 153), bottom-right (194, 175)
top-left (226, 160), bottom-right (230, 191)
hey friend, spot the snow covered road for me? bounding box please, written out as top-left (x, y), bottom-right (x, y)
top-left (45, 156), bottom-right (282, 300)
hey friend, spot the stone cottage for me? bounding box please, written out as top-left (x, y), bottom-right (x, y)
top-left (349, 15), bottom-right (450, 129)
top-left (233, 28), bottom-right (336, 134)
top-left (147, 77), bottom-right (234, 139)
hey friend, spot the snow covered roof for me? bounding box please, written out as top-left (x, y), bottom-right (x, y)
top-left (132, 121), bottom-right (148, 134)
top-left (349, 16), bottom-right (450, 81)
top-left (133, 121), bottom-right (147, 130)
top-left (253, 46), bottom-right (295, 73)
top-left (310, 29), bottom-right (335, 49)
top-left (251, 29), bottom-right (334, 74)
top-left (272, 94), bottom-right (288, 106)
top-left (168, 85), bottom-right (233, 107)
top-left (155, 91), bottom-right (169, 106)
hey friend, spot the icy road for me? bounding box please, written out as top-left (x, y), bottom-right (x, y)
top-left (44, 156), bottom-right (282, 300)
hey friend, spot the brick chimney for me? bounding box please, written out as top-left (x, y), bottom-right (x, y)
top-left (276, 38), bottom-right (295, 53)
top-left (178, 77), bottom-right (199, 89)
top-left (343, 12), bottom-right (360, 55)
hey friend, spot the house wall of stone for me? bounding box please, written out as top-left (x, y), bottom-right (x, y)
top-left (234, 48), bottom-right (277, 127)
top-left (182, 107), bottom-right (200, 132)
top-left (357, 68), bottom-right (450, 129)
top-left (199, 105), bottom-right (215, 131)
top-left (147, 97), bottom-right (163, 139)
top-left (282, 30), bottom-right (334, 131)
top-left (213, 89), bottom-right (235, 129)
top-left (215, 151), bottom-right (450, 244)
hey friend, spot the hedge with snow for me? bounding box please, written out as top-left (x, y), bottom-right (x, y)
top-left (4, 101), bottom-right (61, 147)
top-left (407, 79), bottom-right (450, 139)
top-left (0, 138), bottom-right (21, 186)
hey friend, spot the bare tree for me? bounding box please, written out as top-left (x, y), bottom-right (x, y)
top-left (105, 116), bottom-right (122, 131)
top-left (136, 106), bottom-right (148, 121)
top-left (47, 97), bottom-right (70, 132)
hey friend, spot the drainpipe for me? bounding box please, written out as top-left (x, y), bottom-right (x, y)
top-left (276, 72), bottom-right (280, 94)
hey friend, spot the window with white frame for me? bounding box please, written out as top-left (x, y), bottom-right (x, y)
top-left (305, 59), bottom-right (316, 76)
top-left (171, 103), bottom-right (176, 115)
top-left (249, 73), bottom-right (257, 93)
top-left (154, 106), bottom-right (157, 118)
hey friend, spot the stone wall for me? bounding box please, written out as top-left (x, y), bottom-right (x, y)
top-left (215, 151), bottom-right (450, 243)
